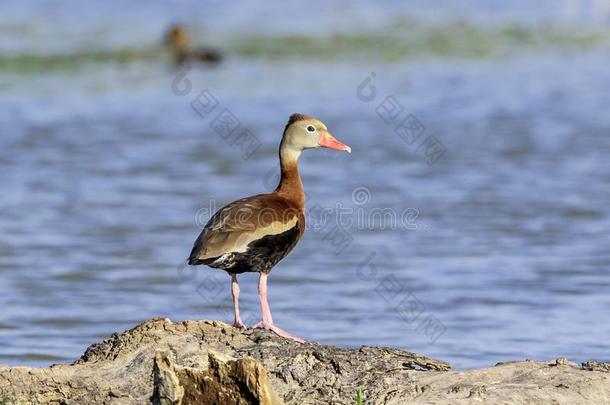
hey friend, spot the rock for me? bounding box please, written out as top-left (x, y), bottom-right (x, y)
top-left (151, 350), bottom-right (281, 405)
top-left (581, 360), bottom-right (610, 373)
top-left (153, 351), bottom-right (184, 405)
top-left (0, 318), bottom-right (608, 404)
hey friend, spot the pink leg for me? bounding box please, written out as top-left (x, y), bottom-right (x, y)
top-left (257, 273), bottom-right (304, 343)
top-left (231, 274), bottom-right (244, 328)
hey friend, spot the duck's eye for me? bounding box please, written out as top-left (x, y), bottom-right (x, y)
top-left (306, 125), bottom-right (316, 133)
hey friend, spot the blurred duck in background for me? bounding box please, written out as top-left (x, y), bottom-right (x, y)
top-left (165, 24), bottom-right (223, 66)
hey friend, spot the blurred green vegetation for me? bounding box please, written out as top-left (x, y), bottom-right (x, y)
top-left (234, 20), bottom-right (610, 61)
top-left (2, 19), bottom-right (610, 73)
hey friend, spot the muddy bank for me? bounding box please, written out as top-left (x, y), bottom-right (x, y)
top-left (0, 318), bottom-right (608, 404)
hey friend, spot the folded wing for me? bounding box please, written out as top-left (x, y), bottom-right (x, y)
top-left (188, 194), bottom-right (302, 266)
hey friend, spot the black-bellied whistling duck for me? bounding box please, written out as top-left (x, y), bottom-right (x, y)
top-left (188, 114), bottom-right (351, 342)
top-left (165, 24), bottom-right (222, 66)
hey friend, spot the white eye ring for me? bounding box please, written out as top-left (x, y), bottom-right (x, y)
top-left (306, 125), bottom-right (316, 133)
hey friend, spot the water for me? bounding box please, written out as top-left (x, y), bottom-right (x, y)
top-left (1, 1), bottom-right (610, 370)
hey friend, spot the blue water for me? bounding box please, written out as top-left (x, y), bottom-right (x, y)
top-left (1, 1), bottom-right (610, 370)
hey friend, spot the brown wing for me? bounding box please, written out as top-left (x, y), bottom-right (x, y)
top-left (188, 193), bottom-right (304, 264)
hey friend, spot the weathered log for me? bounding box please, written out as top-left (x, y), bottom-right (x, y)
top-left (0, 318), bottom-right (608, 404)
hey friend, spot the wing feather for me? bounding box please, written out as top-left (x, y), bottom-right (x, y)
top-left (189, 194), bottom-right (302, 263)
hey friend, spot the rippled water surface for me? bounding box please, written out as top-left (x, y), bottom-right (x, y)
top-left (1, 1), bottom-right (610, 369)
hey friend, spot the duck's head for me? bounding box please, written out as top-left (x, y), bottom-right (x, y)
top-left (166, 24), bottom-right (190, 53)
top-left (281, 113), bottom-right (351, 157)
